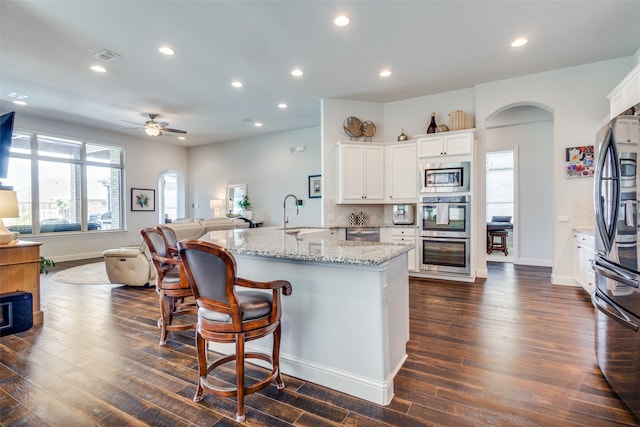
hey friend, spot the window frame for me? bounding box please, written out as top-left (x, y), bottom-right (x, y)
top-left (7, 129), bottom-right (125, 235)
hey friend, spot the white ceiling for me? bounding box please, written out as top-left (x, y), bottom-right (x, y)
top-left (1, 0), bottom-right (639, 147)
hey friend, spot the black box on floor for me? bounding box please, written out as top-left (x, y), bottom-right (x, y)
top-left (0, 291), bottom-right (33, 336)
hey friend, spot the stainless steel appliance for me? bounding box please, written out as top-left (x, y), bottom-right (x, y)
top-left (346, 227), bottom-right (380, 242)
top-left (419, 195), bottom-right (471, 274)
top-left (592, 113), bottom-right (640, 419)
top-left (392, 204), bottom-right (414, 225)
top-left (420, 236), bottom-right (470, 274)
top-left (419, 195), bottom-right (470, 237)
top-left (420, 161), bottom-right (470, 193)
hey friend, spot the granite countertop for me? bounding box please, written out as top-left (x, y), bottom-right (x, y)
top-left (199, 226), bottom-right (413, 266)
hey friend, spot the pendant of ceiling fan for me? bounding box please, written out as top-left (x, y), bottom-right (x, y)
top-left (122, 113), bottom-right (187, 136)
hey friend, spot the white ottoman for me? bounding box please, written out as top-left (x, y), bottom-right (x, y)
top-left (102, 245), bottom-right (154, 287)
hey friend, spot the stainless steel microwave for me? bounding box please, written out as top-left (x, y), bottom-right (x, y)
top-left (420, 161), bottom-right (470, 193)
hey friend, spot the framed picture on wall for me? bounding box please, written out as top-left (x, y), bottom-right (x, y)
top-left (565, 145), bottom-right (595, 178)
top-left (308, 175), bottom-right (321, 198)
top-left (131, 188), bottom-right (155, 211)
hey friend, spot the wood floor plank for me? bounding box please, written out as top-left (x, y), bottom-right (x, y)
top-left (1, 260), bottom-right (638, 426)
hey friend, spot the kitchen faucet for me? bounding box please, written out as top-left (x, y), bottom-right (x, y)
top-left (282, 194), bottom-right (299, 231)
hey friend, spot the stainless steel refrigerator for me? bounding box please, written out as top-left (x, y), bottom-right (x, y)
top-left (592, 112), bottom-right (640, 420)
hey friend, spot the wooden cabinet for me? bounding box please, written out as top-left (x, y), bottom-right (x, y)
top-left (380, 227), bottom-right (418, 272)
top-left (386, 142), bottom-right (417, 202)
top-left (573, 231), bottom-right (595, 294)
top-left (417, 129), bottom-right (474, 158)
top-left (609, 63), bottom-right (640, 118)
top-left (0, 241), bottom-right (43, 324)
top-left (337, 142), bottom-right (385, 203)
top-left (613, 115), bottom-right (639, 144)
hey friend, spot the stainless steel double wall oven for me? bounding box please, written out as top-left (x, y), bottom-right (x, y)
top-left (418, 194), bottom-right (471, 274)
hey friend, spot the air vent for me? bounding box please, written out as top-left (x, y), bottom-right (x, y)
top-left (93, 49), bottom-right (121, 62)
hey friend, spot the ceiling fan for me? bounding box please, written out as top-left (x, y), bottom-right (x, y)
top-left (123, 114), bottom-right (187, 137)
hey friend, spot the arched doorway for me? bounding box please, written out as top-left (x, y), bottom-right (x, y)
top-left (158, 169), bottom-right (185, 223)
top-left (485, 104), bottom-right (554, 267)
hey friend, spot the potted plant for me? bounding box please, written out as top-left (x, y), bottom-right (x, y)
top-left (237, 195), bottom-right (253, 219)
top-left (40, 256), bottom-right (56, 275)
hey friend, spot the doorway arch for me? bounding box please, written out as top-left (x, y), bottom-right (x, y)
top-left (484, 103), bottom-right (554, 268)
top-left (158, 169), bottom-right (185, 223)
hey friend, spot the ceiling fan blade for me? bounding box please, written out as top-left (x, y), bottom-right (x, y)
top-left (122, 119), bottom-right (143, 126)
top-left (161, 127), bottom-right (187, 134)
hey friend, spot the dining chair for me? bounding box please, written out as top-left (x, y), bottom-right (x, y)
top-left (177, 239), bottom-right (293, 422)
top-left (140, 227), bottom-right (196, 345)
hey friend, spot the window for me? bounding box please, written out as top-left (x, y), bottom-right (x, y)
top-left (4, 131), bottom-right (124, 234)
top-left (486, 150), bottom-right (514, 220)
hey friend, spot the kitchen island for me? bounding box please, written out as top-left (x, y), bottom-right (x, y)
top-left (199, 227), bottom-right (412, 405)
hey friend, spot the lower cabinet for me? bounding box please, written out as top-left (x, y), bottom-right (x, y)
top-left (573, 231), bottom-right (595, 294)
top-left (381, 227), bottom-right (418, 272)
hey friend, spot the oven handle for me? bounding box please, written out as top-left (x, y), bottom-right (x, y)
top-left (591, 291), bottom-right (639, 332)
top-left (593, 257), bottom-right (640, 288)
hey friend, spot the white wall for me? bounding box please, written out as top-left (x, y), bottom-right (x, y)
top-left (10, 113), bottom-right (190, 260)
top-left (187, 127), bottom-right (321, 228)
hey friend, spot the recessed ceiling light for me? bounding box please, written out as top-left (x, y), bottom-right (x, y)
top-left (379, 69), bottom-right (392, 77)
top-left (90, 65), bottom-right (106, 73)
top-left (291, 69), bottom-right (303, 77)
top-left (254, 122), bottom-right (263, 127)
top-left (178, 136), bottom-right (186, 140)
top-left (231, 81), bottom-right (243, 88)
top-left (278, 103), bottom-right (288, 109)
top-left (334, 15), bottom-right (350, 27)
top-left (158, 46), bottom-right (175, 55)
top-left (12, 100), bottom-right (27, 106)
top-left (511, 38), bottom-right (528, 47)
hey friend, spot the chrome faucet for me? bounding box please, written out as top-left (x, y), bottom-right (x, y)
top-left (282, 194), bottom-right (299, 231)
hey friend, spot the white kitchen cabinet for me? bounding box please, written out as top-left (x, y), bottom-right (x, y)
top-left (337, 142), bottom-right (385, 203)
top-left (613, 116), bottom-right (639, 144)
top-left (417, 129), bottom-right (474, 158)
top-left (573, 231), bottom-right (595, 294)
top-left (609, 63), bottom-right (640, 119)
top-left (380, 227), bottom-right (418, 272)
top-left (386, 142), bottom-right (417, 202)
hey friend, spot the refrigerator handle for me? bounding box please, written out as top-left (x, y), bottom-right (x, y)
top-left (591, 292), bottom-right (639, 332)
top-left (593, 258), bottom-right (640, 288)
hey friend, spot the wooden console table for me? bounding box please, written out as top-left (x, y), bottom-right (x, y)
top-left (0, 240), bottom-right (43, 324)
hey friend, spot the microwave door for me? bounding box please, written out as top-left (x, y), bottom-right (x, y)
top-left (595, 127), bottom-right (620, 255)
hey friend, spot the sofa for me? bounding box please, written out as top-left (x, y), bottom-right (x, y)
top-left (102, 217), bottom-right (250, 286)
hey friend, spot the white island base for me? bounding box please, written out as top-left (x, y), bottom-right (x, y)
top-left (207, 252), bottom-right (410, 405)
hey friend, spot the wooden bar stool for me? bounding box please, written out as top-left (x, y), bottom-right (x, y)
top-left (488, 230), bottom-right (508, 255)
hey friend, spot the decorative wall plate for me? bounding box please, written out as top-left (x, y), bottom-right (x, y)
top-left (343, 117), bottom-right (362, 139)
top-left (361, 120), bottom-right (376, 139)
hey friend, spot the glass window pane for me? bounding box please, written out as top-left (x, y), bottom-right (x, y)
top-left (10, 132), bottom-right (31, 155)
top-left (87, 165), bottom-right (122, 230)
top-left (4, 157), bottom-right (32, 231)
top-left (38, 160), bottom-right (81, 232)
top-left (87, 143), bottom-right (122, 165)
top-left (37, 135), bottom-right (81, 160)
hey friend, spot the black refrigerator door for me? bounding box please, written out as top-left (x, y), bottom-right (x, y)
top-left (594, 257), bottom-right (640, 319)
top-left (592, 289), bottom-right (640, 419)
top-left (594, 127), bottom-right (620, 256)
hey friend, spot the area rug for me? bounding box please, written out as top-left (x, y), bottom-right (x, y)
top-left (52, 262), bottom-right (111, 285)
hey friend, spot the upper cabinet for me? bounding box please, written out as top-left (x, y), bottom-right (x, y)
top-left (609, 63), bottom-right (640, 119)
top-left (613, 115), bottom-right (640, 144)
top-left (417, 129), bottom-right (475, 158)
top-left (337, 142), bottom-right (385, 203)
top-left (386, 142), bottom-right (417, 202)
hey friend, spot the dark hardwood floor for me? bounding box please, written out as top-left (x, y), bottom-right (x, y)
top-left (2, 261), bottom-right (639, 426)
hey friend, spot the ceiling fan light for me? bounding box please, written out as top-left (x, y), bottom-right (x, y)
top-left (145, 127), bottom-right (161, 136)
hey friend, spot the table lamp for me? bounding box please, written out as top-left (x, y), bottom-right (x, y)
top-left (0, 189), bottom-right (19, 245)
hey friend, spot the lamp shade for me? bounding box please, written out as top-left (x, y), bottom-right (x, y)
top-left (0, 190), bottom-right (19, 218)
